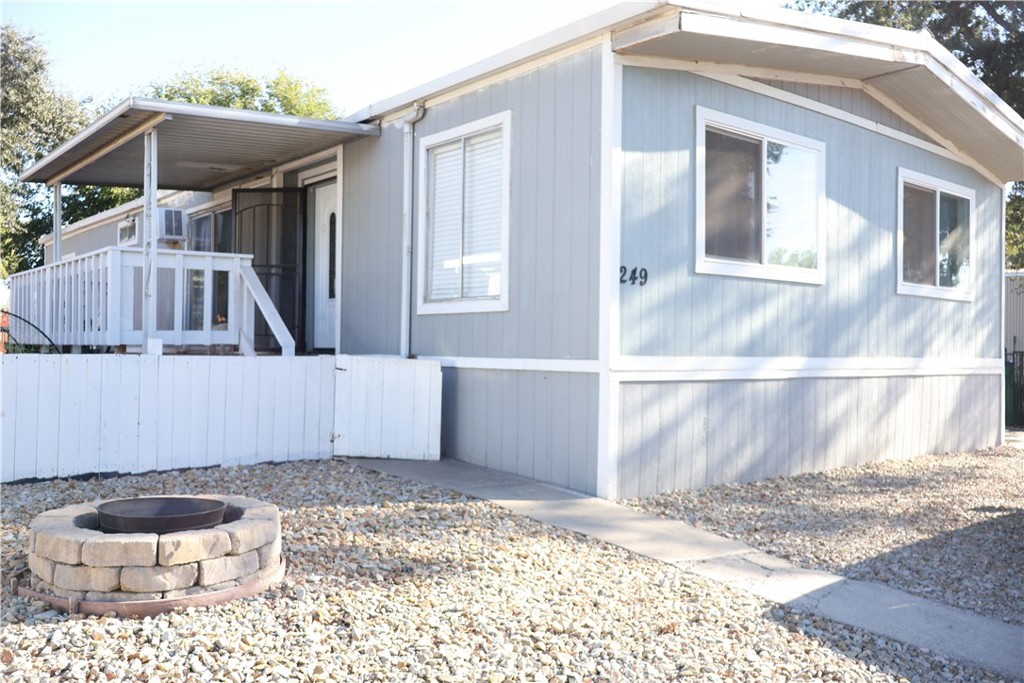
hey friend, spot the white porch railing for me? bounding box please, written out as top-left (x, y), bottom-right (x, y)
top-left (8, 247), bottom-right (294, 355)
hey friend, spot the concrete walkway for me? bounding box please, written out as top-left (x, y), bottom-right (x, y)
top-left (357, 458), bottom-right (1024, 681)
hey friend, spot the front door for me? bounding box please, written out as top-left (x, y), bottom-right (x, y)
top-left (312, 182), bottom-right (338, 349)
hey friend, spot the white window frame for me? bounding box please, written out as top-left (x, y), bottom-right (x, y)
top-left (896, 168), bottom-right (974, 302)
top-left (417, 110), bottom-right (511, 315)
top-left (695, 107), bottom-right (827, 285)
top-left (186, 205), bottom-right (233, 253)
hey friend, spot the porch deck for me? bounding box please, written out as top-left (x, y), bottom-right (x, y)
top-left (8, 246), bottom-right (294, 355)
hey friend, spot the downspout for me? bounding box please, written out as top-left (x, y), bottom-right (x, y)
top-left (400, 103), bottom-right (425, 358)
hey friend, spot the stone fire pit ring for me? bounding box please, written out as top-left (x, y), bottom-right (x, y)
top-left (20, 495), bottom-right (284, 617)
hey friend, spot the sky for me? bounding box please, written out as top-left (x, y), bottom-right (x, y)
top-left (2, 0), bottom-right (640, 116)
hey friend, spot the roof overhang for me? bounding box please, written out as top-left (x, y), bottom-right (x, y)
top-left (20, 97), bottom-right (380, 190)
top-left (612, 2), bottom-right (1024, 184)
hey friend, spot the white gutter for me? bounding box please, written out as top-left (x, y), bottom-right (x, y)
top-left (400, 103), bottom-right (426, 358)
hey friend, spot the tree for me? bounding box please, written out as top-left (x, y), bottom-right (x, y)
top-left (1, 57), bottom-right (341, 277)
top-left (0, 25), bottom-right (89, 277)
top-left (149, 68), bottom-right (339, 119)
top-left (791, 1), bottom-right (1024, 266)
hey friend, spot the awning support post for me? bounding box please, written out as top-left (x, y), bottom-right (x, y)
top-left (52, 183), bottom-right (62, 261)
top-left (142, 128), bottom-right (161, 354)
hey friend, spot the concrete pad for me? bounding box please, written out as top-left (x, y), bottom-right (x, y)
top-left (794, 579), bottom-right (1024, 680)
top-left (685, 554), bottom-right (846, 604)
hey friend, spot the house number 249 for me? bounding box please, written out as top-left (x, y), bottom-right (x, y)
top-left (619, 266), bottom-right (648, 286)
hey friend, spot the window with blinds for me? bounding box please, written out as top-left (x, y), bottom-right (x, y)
top-left (419, 111), bottom-right (511, 314)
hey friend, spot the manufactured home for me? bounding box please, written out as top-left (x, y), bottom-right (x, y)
top-left (4, 1), bottom-right (1024, 498)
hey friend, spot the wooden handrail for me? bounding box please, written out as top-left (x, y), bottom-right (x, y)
top-left (238, 264), bottom-right (295, 357)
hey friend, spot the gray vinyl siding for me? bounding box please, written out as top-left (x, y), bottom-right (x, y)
top-left (44, 224), bottom-right (118, 263)
top-left (339, 124), bottom-right (405, 355)
top-left (617, 374), bottom-right (1000, 498)
top-left (619, 67), bottom-right (1003, 360)
top-left (753, 78), bottom-right (935, 142)
top-left (410, 46), bottom-right (602, 360)
top-left (440, 368), bottom-right (599, 494)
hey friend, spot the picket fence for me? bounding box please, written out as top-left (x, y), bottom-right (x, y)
top-left (1, 354), bottom-right (441, 482)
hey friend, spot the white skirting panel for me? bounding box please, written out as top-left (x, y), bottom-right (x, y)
top-left (1, 354), bottom-right (336, 483)
top-left (334, 355), bottom-right (442, 460)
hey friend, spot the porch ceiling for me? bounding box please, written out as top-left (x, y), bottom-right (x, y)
top-left (20, 98), bottom-right (380, 191)
top-left (612, 7), bottom-right (1024, 184)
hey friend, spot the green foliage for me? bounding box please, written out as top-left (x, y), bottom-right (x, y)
top-left (0, 25), bottom-right (90, 277)
top-left (791, 1), bottom-right (1024, 266)
top-left (149, 68), bottom-right (339, 119)
top-left (1006, 186), bottom-right (1024, 269)
top-left (1, 51), bottom-right (340, 277)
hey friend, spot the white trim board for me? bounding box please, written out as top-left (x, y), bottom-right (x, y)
top-left (420, 356), bottom-right (600, 374)
top-left (612, 355), bottom-right (1001, 382)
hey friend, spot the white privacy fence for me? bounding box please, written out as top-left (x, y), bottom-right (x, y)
top-left (1, 354), bottom-right (441, 482)
top-left (8, 247), bottom-right (294, 355)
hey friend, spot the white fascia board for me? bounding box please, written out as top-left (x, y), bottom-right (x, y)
top-left (20, 98), bottom-right (135, 182)
top-left (657, 3), bottom-right (1023, 171)
top-left (129, 98), bottom-right (380, 136)
top-left (344, 2), bottom-right (669, 123)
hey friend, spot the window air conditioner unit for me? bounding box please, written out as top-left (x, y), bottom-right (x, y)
top-left (156, 208), bottom-right (187, 241)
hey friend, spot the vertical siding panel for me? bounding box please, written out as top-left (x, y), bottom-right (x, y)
top-left (270, 359), bottom-right (292, 460)
top-left (117, 357), bottom-right (141, 475)
top-left (137, 356), bottom-right (159, 473)
top-left (500, 371), bottom-right (520, 477)
top-left (78, 356), bottom-right (102, 475)
top-left (169, 358), bottom-right (191, 470)
top-left (155, 357), bottom-right (175, 472)
top-left (13, 356), bottom-right (39, 481)
top-left (206, 358), bottom-right (228, 467)
top-left (550, 374), bottom-right (571, 488)
top-left (0, 358), bottom-right (14, 482)
top-left (188, 357), bottom-right (210, 469)
top-left (533, 372), bottom-right (552, 485)
top-left (618, 384), bottom-right (641, 499)
top-left (255, 358), bottom-right (274, 463)
top-left (35, 356), bottom-right (61, 479)
top-left (222, 357), bottom-right (244, 467)
top-left (97, 355), bottom-right (121, 473)
top-left (319, 356), bottom-right (335, 457)
top-left (655, 383), bottom-right (676, 494)
top-left (286, 359), bottom-right (306, 460)
top-left (485, 372), bottom-right (505, 472)
top-left (301, 358), bottom-right (322, 458)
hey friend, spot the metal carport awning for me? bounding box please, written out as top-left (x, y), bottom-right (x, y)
top-left (19, 97), bottom-right (379, 353)
top-left (20, 97), bottom-right (380, 190)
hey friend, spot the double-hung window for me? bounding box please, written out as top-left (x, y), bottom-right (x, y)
top-left (897, 168), bottom-right (973, 301)
top-left (696, 107), bottom-right (826, 285)
top-left (418, 111), bottom-right (511, 314)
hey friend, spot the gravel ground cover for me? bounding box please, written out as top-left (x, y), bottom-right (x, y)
top-left (1, 459), bottom-right (1016, 682)
top-left (625, 446), bottom-right (1024, 626)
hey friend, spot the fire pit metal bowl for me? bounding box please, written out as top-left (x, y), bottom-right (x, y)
top-left (97, 496), bottom-right (227, 534)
